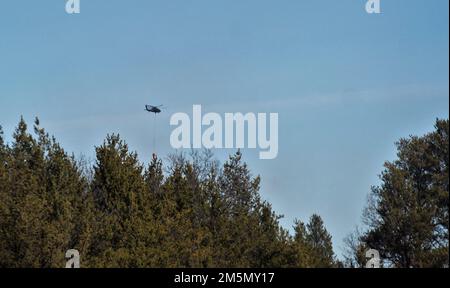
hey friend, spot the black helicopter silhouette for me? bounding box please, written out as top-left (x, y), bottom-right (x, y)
top-left (145, 105), bottom-right (163, 114)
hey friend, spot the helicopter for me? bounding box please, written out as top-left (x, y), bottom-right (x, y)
top-left (145, 105), bottom-right (163, 114)
top-left (145, 104), bottom-right (164, 159)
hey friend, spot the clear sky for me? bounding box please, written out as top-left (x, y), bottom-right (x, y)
top-left (1, 0), bottom-right (449, 258)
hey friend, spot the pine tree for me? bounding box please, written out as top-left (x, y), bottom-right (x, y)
top-left (201, 156), bottom-right (228, 268)
top-left (3, 117), bottom-right (47, 267)
top-left (306, 214), bottom-right (335, 267)
top-left (157, 157), bottom-right (212, 267)
top-left (249, 202), bottom-right (286, 267)
top-left (0, 118), bottom-right (92, 267)
top-left (217, 151), bottom-right (262, 267)
top-left (363, 119), bottom-right (449, 268)
top-left (90, 135), bottom-right (151, 267)
top-left (34, 118), bottom-right (91, 267)
top-left (292, 220), bottom-right (314, 267)
top-left (0, 119), bottom-right (339, 268)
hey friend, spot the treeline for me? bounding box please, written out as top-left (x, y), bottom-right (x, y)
top-left (0, 117), bottom-right (336, 268)
top-left (1, 117), bottom-right (448, 268)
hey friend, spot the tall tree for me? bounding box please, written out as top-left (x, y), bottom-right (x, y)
top-left (88, 134), bottom-right (153, 267)
top-left (292, 220), bottom-right (314, 267)
top-left (0, 118), bottom-right (91, 267)
top-left (306, 214), bottom-right (335, 267)
top-left (218, 151), bottom-right (262, 267)
top-left (249, 202), bottom-right (287, 268)
top-left (363, 119), bottom-right (449, 268)
top-left (1, 118), bottom-right (47, 267)
top-left (33, 118), bottom-right (89, 267)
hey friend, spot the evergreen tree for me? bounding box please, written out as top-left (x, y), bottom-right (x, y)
top-left (0, 118), bottom-right (91, 267)
top-left (2, 117), bottom-right (47, 267)
top-left (362, 119), bottom-right (449, 268)
top-left (249, 202), bottom-right (286, 267)
top-left (305, 214), bottom-right (335, 267)
top-left (292, 216), bottom-right (335, 268)
top-left (0, 119), bottom-right (339, 268)
top-left (152, 160), bottom-right (211, 267)
top-left (88, 134), bottom-right (153, 267)
top-left (217, 151), bottom-right (260, 267)
top-left (292, 220), bottom-right (314, 267)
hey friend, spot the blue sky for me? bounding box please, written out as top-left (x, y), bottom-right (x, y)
top-left (0, 0), bottom-right (449, 258)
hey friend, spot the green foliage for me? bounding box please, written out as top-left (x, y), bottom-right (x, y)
top-left (2, 117), bottom-right (448, 268)
top-left (0, 118), bottom-right (88, 267)
top-left (291, 215), bottom-right (335, 268)
top-left (0, 118), bottom-right (338, 268)
top-left (359, 119), bottom-right (449, 268)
